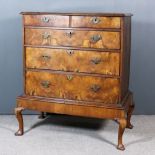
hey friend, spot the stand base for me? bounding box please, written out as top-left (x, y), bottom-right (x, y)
top-left (15, 91), bottom-right (134, 150)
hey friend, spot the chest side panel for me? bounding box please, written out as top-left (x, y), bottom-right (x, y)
top-left (120, 17), bottom-right (131, 100)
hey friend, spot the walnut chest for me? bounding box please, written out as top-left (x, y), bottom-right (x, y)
top-left (15, 12), bottom-right (134, 151)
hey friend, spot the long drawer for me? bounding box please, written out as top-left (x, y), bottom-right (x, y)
top-left (25, 71), bottom-right (120, 103)
top-left (26, 47), bottom-right (120, 75)
top-left (25, 28), bottom-right (120, 49)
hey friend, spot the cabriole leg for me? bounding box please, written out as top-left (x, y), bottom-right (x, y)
top-left (117, 118), bottom-right (127, 151)
top-left (126, 104), bottom-right (135, 129)
top-left (15, 107), bottom-right (24, 136)
top-left (38, 112), bottom-right (46, 119)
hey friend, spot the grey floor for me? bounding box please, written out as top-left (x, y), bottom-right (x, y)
top-left (0, 115), bottom-right (155, 155)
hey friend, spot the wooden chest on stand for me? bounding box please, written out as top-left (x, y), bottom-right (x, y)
top-left (15, 12), bottom-right (134, 151)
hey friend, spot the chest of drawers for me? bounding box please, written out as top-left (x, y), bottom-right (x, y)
top-left (15, 12), bottom-right (134, 151)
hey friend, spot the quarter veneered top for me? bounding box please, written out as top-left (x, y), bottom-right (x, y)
top-left (20, 12), bottom-right (133, 17)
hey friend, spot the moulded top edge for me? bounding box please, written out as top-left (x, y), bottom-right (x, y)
top-left (20, 12), bottom-right (133, 17)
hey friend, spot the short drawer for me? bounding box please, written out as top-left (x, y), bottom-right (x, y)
top-left (26, 47), bottom-right (120, 76)
top-left (26, 71), bottom-right (120, 103)
top-left (71, 16), bottom-right (121, 29)
top-left (23, 15), bottom-right (69, 27)
top-left (25, 28), bottom-right (120, 49)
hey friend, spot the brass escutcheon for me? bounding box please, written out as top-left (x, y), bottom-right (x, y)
top-left (41, 55), bottom-right (51, 61)
top-left (90, 35), bottom-right (102, 43)
top-left (41, 16), bottom-right (50, 23)
top-left (65, 31), bottom-right (74, 38)
top-left (66, 50), bottom-right (74, 56)
top-left (42, 32), bottom-right (51, 39)
top-left (90, 84), bottom-right (101, 92)
top-left (91, 17), bottom-right (101, 24)
top-left (40, 81), bottom-right (51, 88)
top-left (90, 58), bottom-right (101, 64)
top-left (66, 75), bottom-right (73, 81)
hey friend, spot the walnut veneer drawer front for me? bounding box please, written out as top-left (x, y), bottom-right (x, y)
top-left (25, 28), bottom-right (120, 49)
top-left (26, 71), bottom-right (120, 103)
top-left (26, 47), bottom-right (120, 75)
top-left (71, 16), bottom-right (121, 28)
top-left (24, 15), bottom-right (69, 27)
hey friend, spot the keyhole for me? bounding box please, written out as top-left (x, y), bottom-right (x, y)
top-left (67, 50), bottom-right (74, 56)
top-left (92, 17), bottom-right (100, 24)
top-left (66, 31), bottom-right (74, 38)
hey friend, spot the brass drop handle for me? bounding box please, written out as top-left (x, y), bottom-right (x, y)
top-left (66, 50), bottom-right (74, 56)
top-left (75, 69), bottom-right (79, 72)
top-left (90, 58), bottom-right (101, 65)
top-left (41, 81), bottom-right (51, 88)
top-left (41, 16), bottom-right (50, 23)
top-left (90, 35), bottom-right (102, 43)
top-left (65, 31), bottom-right (74, 38)
top-left (41, 55), bottom-right (51, 61)
top-left (91, 17), bottom-right (101, 24)
top-left (30, 90), bottom-right (35, 96)
top-left (90, 84), bottom-right (101, 93)
top-left (66, 75), bottom-right (73, 81)
top-left (42, 32), bottom-right (51, 39)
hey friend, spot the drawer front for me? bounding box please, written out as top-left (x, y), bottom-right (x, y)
top-left (25, 28), bottom-right (120, 49)
top-left (26, 71), bottom-right (120, 103)
top-left (71, 16), bottom-right (121, 28)
top-left (26, 47), bottom-right (120, 75)
top-left (23, 15), bottom-right (69, 27)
